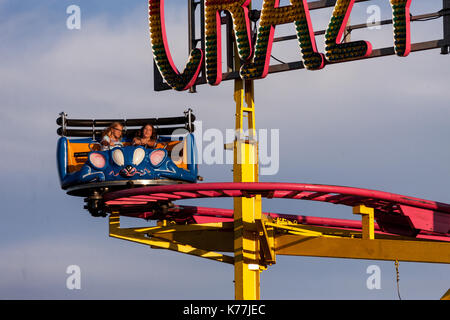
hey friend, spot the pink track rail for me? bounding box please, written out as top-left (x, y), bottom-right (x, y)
top-left (104, 182), bottom-right (450, 240)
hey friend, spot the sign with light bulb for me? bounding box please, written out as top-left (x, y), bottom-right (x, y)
top-left (149, 0), bottom-right (443, 92)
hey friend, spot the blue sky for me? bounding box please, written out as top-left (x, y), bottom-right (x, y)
top-left (0, 0), bottom-right (449, 299)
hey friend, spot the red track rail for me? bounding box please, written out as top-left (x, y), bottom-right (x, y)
top-left (104, 182), bottom-right (450, 238)
top-left (104, 182), bottom-right (450, 212)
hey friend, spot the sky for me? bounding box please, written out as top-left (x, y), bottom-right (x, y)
top-left (0, 0), bottom-right (449, 300)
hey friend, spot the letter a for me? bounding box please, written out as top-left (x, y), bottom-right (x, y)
top-left (66, 5), bottom-right (81, 30)
top-left (324, 0), bottom-right (372, 62)
top-left (204, 0), bottom-right (253, 86)
top-left (149, 0), bottom-right (203, 91)
top-left (240, 0), bottom-right (325, 80)
top-left (366, 265), bottom-right (381, 290)
top-left (66, 265), bottom-right (81, 290)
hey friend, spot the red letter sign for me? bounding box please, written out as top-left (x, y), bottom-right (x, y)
top-left (390, 0), bottom-right (412, 57)
top-left (204, 0), bottom-right (253, 86)
top-left (149, 0), bottom-right (203, 91)
top-left (325, 0), bottom-right (372, 62)
top-left (241, 0), bottom-right (325, 80)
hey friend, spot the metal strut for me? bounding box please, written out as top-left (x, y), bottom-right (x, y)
top-left (233, 75), bottom-right (263, 299)
top-left (443, 0), bottom-right (450, 54)
top-left (109, 213), bottom-right (234, 264)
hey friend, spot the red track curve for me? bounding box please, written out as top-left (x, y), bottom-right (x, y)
top-left (104, 182), bottom-right (450, 213)
top-left (104, 182), bottom-right (450, 238)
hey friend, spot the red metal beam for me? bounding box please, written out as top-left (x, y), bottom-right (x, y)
top-left (105, 182), bottom-right (450, 214)
top-left (104, 182), bottom-right (450, 238)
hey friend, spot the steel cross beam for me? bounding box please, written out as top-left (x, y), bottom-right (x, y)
top-left (109, 214), bottom-right (234, 264)
top-left (275, 234), bottom-right (450, 264)
top-left (108, 210), bottom-right (450, 264)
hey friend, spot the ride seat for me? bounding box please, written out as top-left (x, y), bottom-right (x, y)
top-left (63, 138), bottom-right (188, 174)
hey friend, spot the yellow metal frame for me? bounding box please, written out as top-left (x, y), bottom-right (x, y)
top-left (109, 214), bottom-right (234, 264)
top-left (109, 213), bottom-right (450, 265)
top-left (442, 289), bottom-right (450, 300)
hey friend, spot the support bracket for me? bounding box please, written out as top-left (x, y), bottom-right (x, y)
top-left (353, 205), bottom-right (375, 240)
top-left (109, 214), bottom-right (234, 265)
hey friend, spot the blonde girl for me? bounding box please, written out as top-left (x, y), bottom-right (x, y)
top-left (101, 122), bottom-right (124, 150)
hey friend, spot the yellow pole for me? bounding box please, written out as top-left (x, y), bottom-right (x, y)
top-left (441, 289), bottom-right (450, 300)
top-left (353, 205), bottom-right (375, 240)
top-left (233, 76), bottom-right (262, 300)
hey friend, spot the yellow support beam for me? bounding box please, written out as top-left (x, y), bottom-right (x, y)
top-left (109, 214), bottom-right (234, 264)
top-left (148, 222), bottom-right (234, 253)
top-left (441, 289), bottom-right (450, 300)
top-left (353, 205), bottom-right (375, 240)
top-left (265, 221), bottom-right (333, 238)
top-left (256, 219), bottom-right (276, 266)
top-left (233, 78), bottom-right (262, 300)
top-left (147, 236), bottom-right (234, 264)
top-left (275, 234), bottom-right (450, 264)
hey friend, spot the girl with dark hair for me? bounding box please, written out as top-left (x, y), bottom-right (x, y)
top-left (132, 123), bottom-right (158, 148)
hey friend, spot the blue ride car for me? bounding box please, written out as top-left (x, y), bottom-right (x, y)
top-left (56, 110), bottom-right (199, 216)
